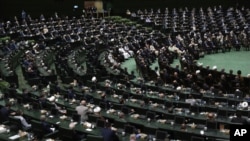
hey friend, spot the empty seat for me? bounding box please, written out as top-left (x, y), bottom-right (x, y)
top-left (146, 111), bottom-right (156, 120)
top-left (206, 120), bottom-right (218, 130)
top-left (86, 134), bottom-right (104, 141)
top-left (124, 125), bottom-right (135, 135)
top-left (174, 116), bottom-right (185, 125)
top-left (155, 130), bottom-right (169, 141)
top-left (191, 136), bottom-right (205, 141)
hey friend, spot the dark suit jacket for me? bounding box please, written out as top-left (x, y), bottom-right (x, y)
top-left (0, 107), bottom-right (10, 123)
top-left (41, 121), bottom-right (52, 134)
top-left (101, 127), bottom-right (119, 141)
top-left (231, 117), bottom-right (248, 125)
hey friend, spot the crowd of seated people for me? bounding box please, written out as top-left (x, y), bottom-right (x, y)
top-left (0, 8), bottom-right (249, 93)
top-left (0, 41), bottom-right (19, 76)
top-left (0, 5), bottom-right (249, 140)
top-left (128, 5), bottom-right (250, 53)
top-left (0, 70), bottom-right (248, 141)
top-left (125, 6), bottom-right (250, 94)
top-left (94, 74), bottom-right (249, 140)
top-left (67, 47), bottom-right (86, 76)
top-left (1, 12), bottom-right (150, 84)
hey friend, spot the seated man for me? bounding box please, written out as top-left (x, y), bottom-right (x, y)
top-left (69, 121), bottom-right (86, 141)
top-left (0, 102), bottom-right (14, 123)
top-left (130, 134), bottom-right (136, 141)
top-left (231, 110), bottom-right (248, 125)
top-left (40, 115), bottom-right (53, 134)
top-left (13, 110), bottom-right (32, 130)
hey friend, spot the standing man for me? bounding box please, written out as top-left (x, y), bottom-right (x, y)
top-left (21, 10), bottom-right (26, 20)
top-left (75, 100), bottom-right (89, 122)
top-left (101, 122), bottom-right (119, 141)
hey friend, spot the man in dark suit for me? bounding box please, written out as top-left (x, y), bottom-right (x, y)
top-left (40, 115), bottom-right (53, 134)
top-left (101, 122), bottom-right (119, 141)
top-left (0, 103), bottom-right (12, 123)
top-left (231, 110), bottom-right (248, 125)
top-left (67, 86), bottom-right (76, 100)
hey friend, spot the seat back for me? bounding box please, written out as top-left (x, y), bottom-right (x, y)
top-left (174, 116), bottom-right (185, 125)
top-left (72, 113), bottom-right (81, 123)
top-left (190, 105), bottom-right (199, 113)
top-left (175, 102), bottom-right (191, 109)
top-left (215, 139), bottom-right (230, 141)
top-left (143, 126), bottom-right (157, 135)
top-left (146, 111), bottom-right (156, 120)
top-left (32, 101), bottom-right (41, 110)
top-left (96, 119), bottom-right (106, 128)
top-left (113, 119), bottom-right (127, 129)
top-left (0, 107), bottom-right (7, 123)
top-left (191, 136), bottom-right (205, 141)
top-left (155, 130), bottom-right (168, 141)
top-left (99, 101), bottom-right (107, 110)
top-left (86, 134), bottom-right (104, 141)
top-left (206, 120), bottom-right (217, 130)
top-left (9, 116), bottom-right (23, 131)
top-left (88, 114), bottom-right (99, 123)
top-left (205, 106), bottom-right (218, 113)
top-left (30, 120), bottom-right (45, 139)
top-left (164, 101), bottom-right (173, 108)
top-left (58, 126), bottom-right (75, 141)
top-left (217, 109), bottom-right (228, 119)
top-left (121, 106), bottom-right (130, 115)
top-left (111, 103), bottom-right (123, 110)
top-left (66, 108), bottom-right (78, 116)
top-left (143, 97), bottom-right (150, 105)
top-left (191, 118), bottom-right (206, 125)
top-left (124, 125), bottom-right (135, 134)
top-left (50, 108), bottom-right (59, 116)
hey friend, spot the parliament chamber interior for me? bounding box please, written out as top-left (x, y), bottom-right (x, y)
top-left (0, 0), bottom-right (249, 141)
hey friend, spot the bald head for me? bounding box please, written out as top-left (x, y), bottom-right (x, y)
top-left (130, 134), bottom-right (136, 140)
top-left (80, 100), bottom-right (86, 106)
top-left (40, 115), bottom-right (46, 121)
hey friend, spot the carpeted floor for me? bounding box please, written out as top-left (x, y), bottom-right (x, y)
top-left (120, 58), bottom-right (139, 77)
top-left (121, 50), bottom-right (250, 77)
top-left (197, 50), bottom-right (250, 76)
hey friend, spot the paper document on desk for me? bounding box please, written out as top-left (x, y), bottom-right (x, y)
top-left (0, 126), bottom-right (6, 133)
top-left (9, 134), bottom-right (20, 140)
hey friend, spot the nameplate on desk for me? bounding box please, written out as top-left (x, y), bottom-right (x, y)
top-left (230, 124), bottom-right (250, 141)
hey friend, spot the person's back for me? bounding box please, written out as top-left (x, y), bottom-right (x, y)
top-left (40, 115), bottom-right (53, 134)
top-left (75, 100), bottom-right (88, 122)
top-left (231, 111), bottom-right (248, 125)
top-left (101, 127), bottom-right (114, 141)
top-left (231, 116), bottom-right (248, 124)
top-left (0, 103), bottom-right (10, 123)
top-left (14, 110), bottom-right (32, 130)
top-left (0, 105), bottom-right (10, 123)
top-left (41, 121), bottom-right (53, 134)
top-left (101, 123), bottom-right (119, 141)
